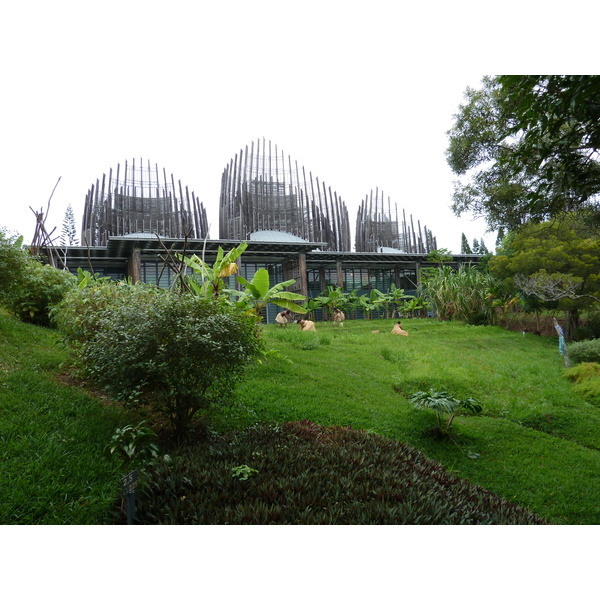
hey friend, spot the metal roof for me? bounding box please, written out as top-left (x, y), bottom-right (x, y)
top-left (51, 236), bottom-right (480, 268)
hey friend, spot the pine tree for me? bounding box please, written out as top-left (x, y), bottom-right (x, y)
top-left (60, 204), bottom-right (79, 246)
top-left (472, 238), bottom-right (480, 254)
top-left (478, 238), bottom-right (489, 254)
top-left (460, 233), bottom-right (472, 254)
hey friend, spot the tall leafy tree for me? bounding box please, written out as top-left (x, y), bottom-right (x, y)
top-left (489, 215), bottom-right (600, 337)
top-left (447, 76), bottom-right (600, 230)
top-left (60, 204), bottom-right (79, 246)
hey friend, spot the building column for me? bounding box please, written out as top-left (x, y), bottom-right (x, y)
top-left (298, 251), bottom-right (308, 298)
top-left (336, 259), bottom-right (344, 289)
top-left (319, 267), bottom-right (327, 293)
top-left (128, 247), bottom-right (142, 283)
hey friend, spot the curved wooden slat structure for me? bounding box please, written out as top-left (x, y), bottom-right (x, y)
top-left (82, 158), bottom-right (209, 246)
top-left (219, 139), bottom-right (351, 252)
top-left (355, 188), bottom-right (437, 253)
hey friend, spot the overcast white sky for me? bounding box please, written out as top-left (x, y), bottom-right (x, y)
top-left (4, 1), bottom-right (590, 254)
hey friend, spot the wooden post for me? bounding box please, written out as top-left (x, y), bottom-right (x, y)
top-left (298, 251), bottom-right (308, 298)
top-left (336, 259), bottom-right (344, 289)
top-left (128, 247), bottom-right (142, 283)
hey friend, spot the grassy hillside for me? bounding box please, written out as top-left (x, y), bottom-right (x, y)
top-left (1, 310), bottom-right (598, 524)
top-left (0, 311), bottom-right (125, 524)
top-left (219, 319), bottom-right (600, 524)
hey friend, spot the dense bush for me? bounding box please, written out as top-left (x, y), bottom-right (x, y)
top-left (0, 229), bottom-right (76, 326)
top-left (567, 338), bottom-right (600, 364)
top-left (134, 421), bottom-right (546, 525)
top-left (51, 277), bottom-right (152, 344)
top-left (53, 283), bottom-right (263, 435)
top-left (0, 228), bottom-right (28, 304)
top-left (8, 260), bottom-right (76, 326)
top-left (563, 362), bottom-right (600, 407)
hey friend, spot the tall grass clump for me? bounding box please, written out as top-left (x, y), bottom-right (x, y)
top-left (422, 264), bottom-right (495, 324)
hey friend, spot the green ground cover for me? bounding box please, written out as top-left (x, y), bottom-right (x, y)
top-left (217, 319), bottom-right (600, 524)
top-left (0, 311), bottom-right (125, 524)
top-left (1, 311), bottom-right (598, 524)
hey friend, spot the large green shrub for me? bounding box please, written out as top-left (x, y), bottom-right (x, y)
top-left (567, 338), bottom-right (600, 364)
top-left (8, 260), bottom-right (76, 326)
top-left (134, 421), bottom-right (546, 525)
top-left (0, 228), bottom-right (29, 308)
top-left (1, 227), bottom-right (76, 326)
top-left (55, 284), bottom-right (263, 436)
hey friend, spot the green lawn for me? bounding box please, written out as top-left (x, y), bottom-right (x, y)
top-left (1, 311), bottom-right (598, 524)
top-left (0, 311), bottom-right (125, 524)
top-left (217, 319), bottom-right (600, 524)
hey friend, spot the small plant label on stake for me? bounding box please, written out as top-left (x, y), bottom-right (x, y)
top-left (121, 469), bottom-right (139, 524)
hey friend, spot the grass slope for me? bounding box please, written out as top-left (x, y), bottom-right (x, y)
top-left (0, 311), bottom-right (125, 524)
top-left (219, 319), bottom-right (600, 524)
top-left (2, 311), bottom-right (598, 524)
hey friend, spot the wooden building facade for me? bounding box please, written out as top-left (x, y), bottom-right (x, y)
top-left (81, 158), bottom-right (209, 246)
top-left (58, 236), bottom-right (478, 323)
top-left (220, 139), bottom-right (351, 252)
top-left (355, 188), bottom-right (437, 254)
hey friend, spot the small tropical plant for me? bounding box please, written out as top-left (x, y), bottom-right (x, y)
top-left (179, 241), bottom-right (248, 301)
top-left (408, 389), bottom-right (482, 435)
top-left (233, 268), bottom-right (307, 317)
top-left (387, 284), bottom-right (410, 318)
top-left (302, 296), bottom-right (326, 321)
top-left (319, 286), bottom-right (349, 319)
top-left (356, 290), bottom-right (379, 319)
top-left (401, 296), bottom-right (428, 318)
top-left (105, 421), bottom-right (160, 473)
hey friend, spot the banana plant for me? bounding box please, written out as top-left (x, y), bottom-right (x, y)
top-left (402, 296), bottom-right (429, 318)
top-left (357, 290), bottom-right (379, 320)
top-left (302, 296), bottom-right (325, 321)
top-left (178, 241), bottom-right (247, 302)
top-left (319, 286), bottom-right (349, 319)
top-left (388, 284), bottom-right (410, 318)
top-left (233, 267), bottom-right (307, 317)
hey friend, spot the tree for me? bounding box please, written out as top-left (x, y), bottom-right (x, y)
top-left (427, 248), bottom-right (453, 268)
top-left (447, 76), bottom-right (600, 230)
top-left (60, 204), bottom-right (78, 246)
top-left (489, 215), bottom-right (600, 338)
top-left (460, 233), bottom-right (472, 254)
top-left (472, 238), bottom-right (480, 254)
top-left (478, 238), bottom-right (489, 255)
